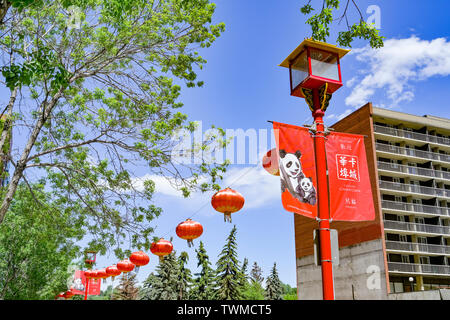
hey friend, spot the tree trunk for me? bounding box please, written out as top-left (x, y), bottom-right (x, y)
top-left (0, 89), bottom-right (64, 224)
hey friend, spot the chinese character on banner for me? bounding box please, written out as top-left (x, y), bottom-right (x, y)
top-left (273, 122), bottom-right (317, 219)
top-left (326, 131), bottom-right (375, 221)
top-left (336, 154), bottom-right (360, 182)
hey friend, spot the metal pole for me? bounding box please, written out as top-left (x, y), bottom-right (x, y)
top-left (84, 275), bottom-right (90, 300)
top-left (311, 88), bottom-right (335, 300)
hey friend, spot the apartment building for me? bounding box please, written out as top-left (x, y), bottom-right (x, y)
top-left (294, 103), bottom-right (450, 299)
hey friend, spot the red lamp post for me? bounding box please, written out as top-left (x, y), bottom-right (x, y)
top-left (83, 250), bottom-right (97, 300)
top-left (280, 39), bottom-right (350, 300)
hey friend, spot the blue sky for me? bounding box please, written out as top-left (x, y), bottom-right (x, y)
top-left (90, 0), bottom-right (450, 288)
top-left (2, 0), bottom-right (449, 291)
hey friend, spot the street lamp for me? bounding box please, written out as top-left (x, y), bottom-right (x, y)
top-left (83, 250), bottom-right (97, 300)
top-left (279, 38), bottom-right (350, 300)
top-left (84, 250), bottom-right (97, 266)
top-left (280, 38), bottom-right (349, 100)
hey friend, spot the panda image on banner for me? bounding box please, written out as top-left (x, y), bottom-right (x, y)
top-left (298, 176), bottom-right (317, 205)
top-left (279, 149), bottom-right (304, 202)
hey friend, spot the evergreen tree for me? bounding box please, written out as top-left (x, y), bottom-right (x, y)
top-left (190, 241), bottom-right (216, 300)
top-left (215, 225), bottom-right (244, 300)
top-left (140, 273), bottom-right (159, 300)
top-left (243, 281), bottom-right (266, 300)
top-left (112, 273), bottom-right (140, 300)
top-left (177, 251), bottom-right (193, 300)
top-left (242, 259), bottom-right (266, 300)
top-left (250, 262), bottom-right (264, 285)
top-left (238, 258), bottom-right (250, 300)
top-left (141, 251), bottom-right (180, 300)
top-left (265, 263), bottom-right (283, 300)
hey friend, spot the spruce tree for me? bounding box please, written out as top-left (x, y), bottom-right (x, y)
top-left (141, 251), bottom-right (180, 300)
top-left (190, 241), bottom-right (216, 300)
top-left (250, 262), bottom-right (264, 285)
top-left (140, 273), bottom-right (159, 300)
top-left (243, 261), bottom-right (265, 300)
top-left (112, 273), bottom-right (140, 300)
top-left (215, 225), bottom-right (244, 300)
top-left (177, 251), bottom-right (193, 300)
top-left (238, 258), bottom-right (250, 299)
top-left (265, 263), bottom-right (283, 300)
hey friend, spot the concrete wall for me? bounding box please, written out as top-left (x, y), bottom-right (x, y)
top-left (297, 239), bottom-right (388, 300)
top-left (388, 289), bottom-right (450, 300)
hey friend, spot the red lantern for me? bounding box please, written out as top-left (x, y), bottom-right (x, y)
top-left (262, 148), bottom-right (280, 176)
top-left (97, 268), bottom-right (109, 283)
top-left (105, 265), bottom-right (122, 280)
top-left (129, 251), bottom-right (150, 273)
top-left (117, 259), bottom-right (135, 273)
top-left (90, 270), bottom-right (100, 279)
top-left (150, 238), bottom-right (173, 262)
top-left (211, 187), bottom-right (245, 223)
top-left (84, 269), bottom-right (94, 279)
top-left (176, 219), bottom-right (203, 247)
top-left (63, 290), bottom-right (74, 299)
top-left (56, 292), bottom-right (65, 300)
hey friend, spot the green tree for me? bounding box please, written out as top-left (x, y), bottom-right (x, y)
top-left (250, 261), bottom-right (264, 285)
top-left (281, 282), bottom-right (297, 300)
top-left (112, 273), bottom-right (140, 300)
top-left (215, 225), bottom-right (244, 300)
top-left (242, 261), bottom-right (266, 300)
top-left (300, 0), bottom-right (384, 48)
top-left (243, 281), bottom-right (266, 300)
top-left (141, 251), bottom-right (179, 300)
top-left (190, 241), bottom-right (216, 300)
top-left (0, 184), bottom-right (81, 299)
top-left (0, 0), bottom-right (227, 258)
top-left (177, 251), bottom-right (193, 300)
top-left (140, 272), bottom-right (158, 300)
top-left (265, 263), bottom-right (283, 300)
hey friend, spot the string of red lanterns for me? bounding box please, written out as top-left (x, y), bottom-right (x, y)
top-left (68, 185), bottom-right (248, 300)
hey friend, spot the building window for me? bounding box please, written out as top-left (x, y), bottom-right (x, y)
top-left (393, 282), bottom-right (404, 293)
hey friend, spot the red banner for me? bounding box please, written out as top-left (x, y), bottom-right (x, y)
top-left (69, 270), bottom-right (101, 295)
top-left (273, 122), bottom-right (317, 219)
top-left (326, 131), bottom-right (375, 221)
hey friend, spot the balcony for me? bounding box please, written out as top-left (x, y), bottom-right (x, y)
top-left (377, 161), bottom-right (450, 182)
top-left (375, 142), bottom-right (450, 164)
top-left (379, 180), bottom-right (450, 199)
top-left (374, 124), bottom-right (450, 148)
top-left (385, 240), bottom-right (450, 255)
top-left (388, 262), bottom-right (450, 276)
top-left (383, 220), bottom-right (450, 236)
top-left (381, 200), bottom-right (450, 217)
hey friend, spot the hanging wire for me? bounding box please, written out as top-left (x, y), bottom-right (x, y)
top-left (153, 113), bottom-right (313, 242)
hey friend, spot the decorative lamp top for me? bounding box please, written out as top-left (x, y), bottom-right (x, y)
top-left (279, 38), bottom-right (350, 68)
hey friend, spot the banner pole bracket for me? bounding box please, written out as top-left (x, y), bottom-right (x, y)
top-left (305, 122), bottom-right (334, 137)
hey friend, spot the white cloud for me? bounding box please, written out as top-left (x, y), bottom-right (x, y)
top-left (132, 174), bottom-right (183, 197)
top-left (346, 36), bottom-right (450, 108)
top-left (221, 166), bottom-right (281, 210)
